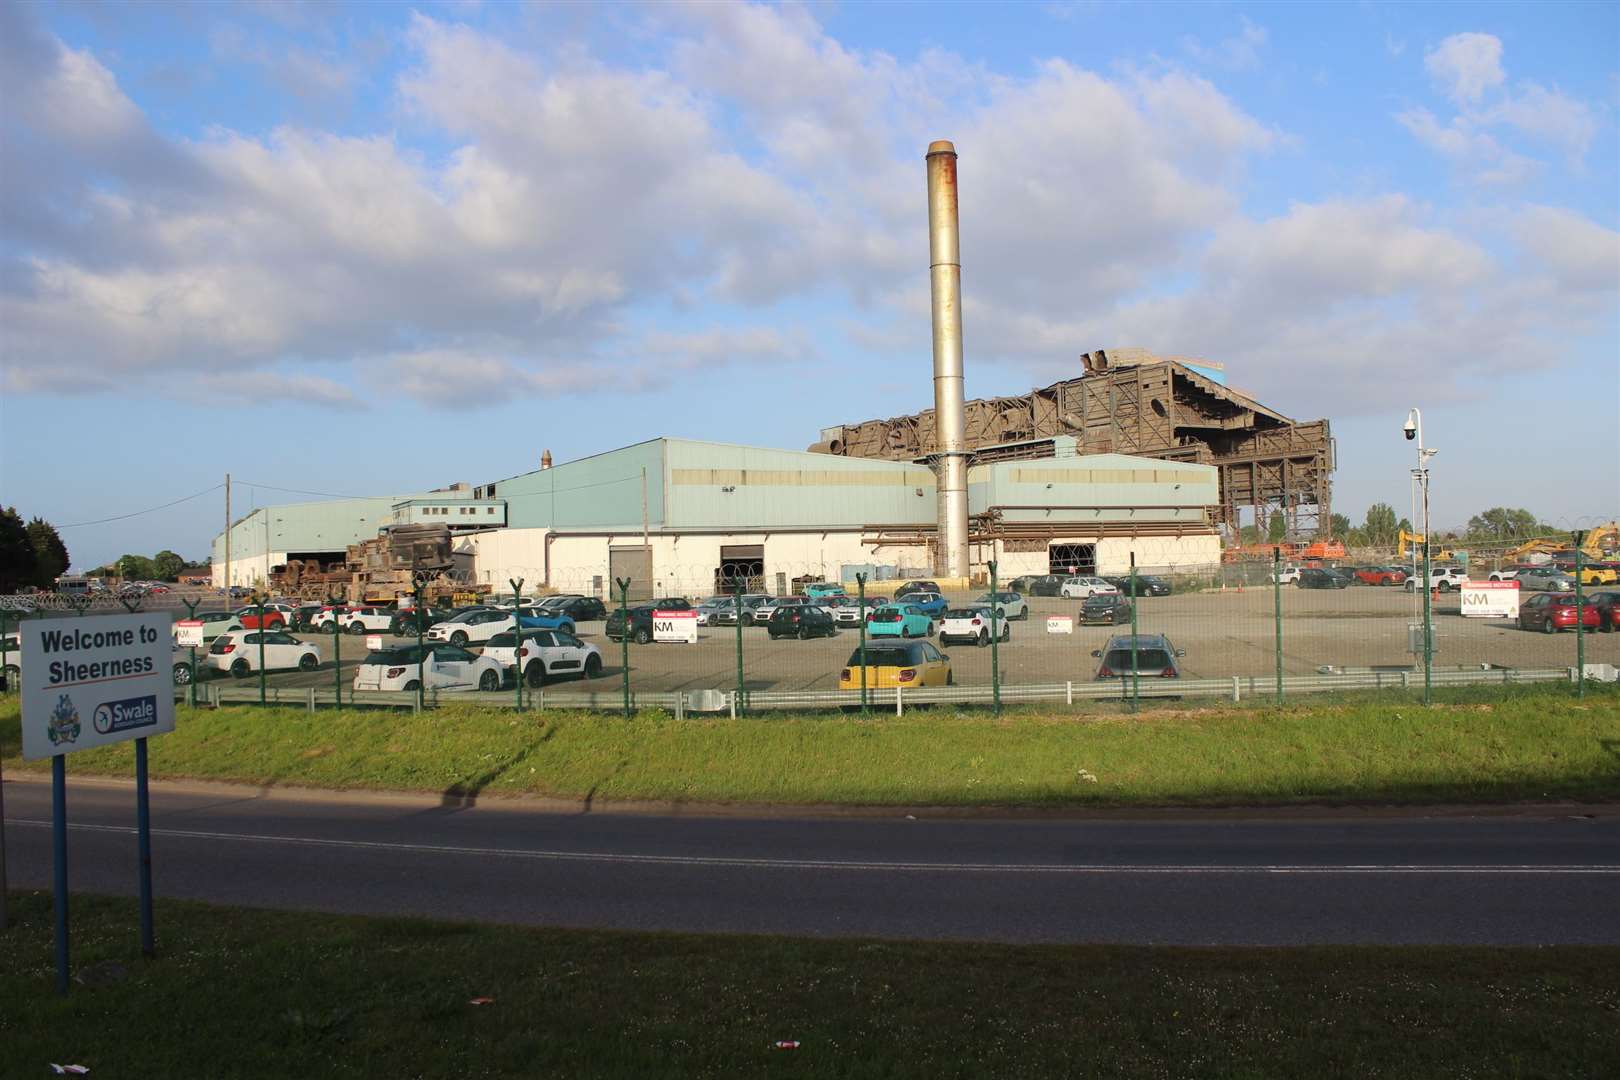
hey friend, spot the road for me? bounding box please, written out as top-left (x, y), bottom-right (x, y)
top-left (5, 777), bottom-right (1619, 944)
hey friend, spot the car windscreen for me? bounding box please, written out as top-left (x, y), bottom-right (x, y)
top-left (1103, 649), bottom-right (1171, 670)
top-left (945, 608), bottom-right (985, 619)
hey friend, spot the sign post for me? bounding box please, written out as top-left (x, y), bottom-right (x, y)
top-left (20, 611), bottom-right (177, 992)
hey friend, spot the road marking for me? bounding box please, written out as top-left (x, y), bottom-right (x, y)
top-left (11, 819), bottom-right (1620, 875)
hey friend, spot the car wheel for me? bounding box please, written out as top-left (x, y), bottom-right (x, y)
top-left (479, 669), bottom-right (500, 692)
top-left (1541, 618), bottom-right (1557, 634)
top-left (231, 658), bottom-right (250, 678)
top-left (525, 661), bottom-right (546, 688)
top-left (945, 670), bottom-right (954, 686)
top-left (299, 653), bottom-right (318, 671)
top-left (1001, 626), bottom-right (1010, 642)
top-left (450, 631), bottom-right (469, 647)
top-left (347, 623), bottom-right (365, 635)
top-left (977, 630), bottom-right (989, 647)
top-left (926, 621), bottom-right (935, 636)
top-left (403, 680), bottom-right (420, 692)
top-left (172, 663), bottom-right (192, 685)
top-left (633, 627), bottom-right (652, 645)
top-left (1439, 582), bottom-right (1452, 593)
top-left (797, 626), bottom-right (809, 640)
top-left (584, 654), bottom-right (603, 678)
top-left (3, 664), bottom-right (20, 686)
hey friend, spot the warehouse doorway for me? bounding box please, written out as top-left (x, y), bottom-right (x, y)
top-left (1049, 543), bottom-right (1096, 576)
top-left (608, 546), bottom-right (652, 601)
top-left (716, 544), bottom-right (765, 594)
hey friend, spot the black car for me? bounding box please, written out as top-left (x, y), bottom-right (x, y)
top-left (1107, 575), bottom-right (1172, 597)
top-left (604, 605), bottom-right (659, 644)
top-left (894, 581), bottom-right (940, 599)
top-left (1585, 590), bottom-right (1620, 632)
top-left (1297, 568), bottom-right (1351, 590)
top-left (1079, 594), bottom-right (1134, 625)
top-left (288, 604), bottom-right (325, 631)
top-left (1019, 575), bottom-right (1067, 597)
top-left (546, 596), bottom-right (608, 622)
top-left (766, 605), bottom-right (837, 639)
top-left (391, 606), bottom-right (453, 636)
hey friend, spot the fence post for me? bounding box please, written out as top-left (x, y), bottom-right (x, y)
top-left (616, 577), bottom-right (632, 719)
top-left (895, 684), bottom-right (903, 717)
top-left (1066, 680), bottom-right (1072, 707)
top-left (1272, 549), bottom-right (1284, 706)
top-left (1128, 553), bottom-right (1139, 713)
top-left (253, 595), bottom-right (267, 706)
top-left (510, 578), bottom-right (525, 710)
top-left (733, 583), bottom-right (745, 716)
top-left (327, 591), bottom-right (345, 712)
top-left (857, 573), bottom-right (869, 715)
top-left (413, 579), bottom-right (428, 713)
top-left (1231, 675), bottom-right (1240, 703)
top-left (307, 688), bottom-right (315, 714)
top-left (1421, 537), bottom-right (1433, 706)
top-left (988, 560), bottom-right (1002, 716)
top-left (179, 599), bottom-right (200, 708)
top-left (1574, 533), bottom-right (1586, 699)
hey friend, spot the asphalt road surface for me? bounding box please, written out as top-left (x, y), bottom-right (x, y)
top-left (5, 778), bottom-right (1619, 944)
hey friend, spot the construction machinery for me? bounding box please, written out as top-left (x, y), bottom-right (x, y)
top-left (1578, 522), bottom-right (1618, 558)
top-left (1397, 530), bottom-right (1453, 562)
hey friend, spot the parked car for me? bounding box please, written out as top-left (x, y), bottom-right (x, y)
top-left (308, 604), bottom-right (364, 630)
top-left (1405, 567), bottom-right (1470, 592)
top-left (343, 606), bottom-right (401, 634)
top-left (171, 610), bottom-right (244, 643)
top-left (829, 596), bottom-right (888, 627)
top-left (766, 604), bottom-right (838, 639)
top-left (1107, 575), bottom-right (1172, 597)
top-left (1059, 576), bottom-right (1119, 599)
top-left (544, 596), bottom-right (607, 622)
top-left (352, 642), bottom-right (503, 692)
top-left (838, 640), bottom-right (952, 690)
top-left (1270, 565), bottom-right (1302, 585)
top-left (1090, 634), bottom-right (1185, 680)
top-left (236, 602), bottom-right (297, 629)
top-left (286, 605), bottom-right (325, 631)
top-left (481, 628), bottom-right (604, 686)
top-left (649, 597), bottom-right (693, 611)
top-left (604, 605), bottom-right (659, 644)
top-left (707, 594), bottom-right (771, 626)
top-left (1079, 594), bottom-right (1134, 625)
top-left (939, 606), bottom-right (1009, 646)
top-left (1517, 593), bottom-right (1602, 634)
top-left (695, 599), bottom-right (730, 626)
top-left (975, 591), bottom-right (1029, 620)
top-left (171, 648), bottom-right (201, 685)
top-left (427, 608), bottom-right (519, 646)
top-left (753, 595), bottom-right (826, 622)
top-left (2, 634), bottom-right (21, 687)
top-left (803, 583), bottom-right (848, 600)
top-left (1006, 575), bottom-right (1039, 595)
top-left (1354, 566), bottom-right (1407, 586)
top-left (1298, 568), bottom-right (1351, 590)
top-left (206, 630), bottom-right (321, 678)
top-left (1018, 575), bottom-right (1067, 597)
top-left (390, 606), bottom-right (452, 637)
top-left (866, 604), bottom-right (935, 639)
top-left (893, 580), bottom-right (940, 600)
top-left (1513, 567), bottom-right (1572, 592)
top-left (1583, 590), bottom-right (1620, 632)
top-left (1487, 567), bottom-right (1526, 582)
top-left (1574, 563), bottom-right (1620, 586)
top-left (903, 591), bottom-right (949, 617)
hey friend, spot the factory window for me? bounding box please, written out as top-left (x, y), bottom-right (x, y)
top-left (487, 507), bottom-right (496, 515)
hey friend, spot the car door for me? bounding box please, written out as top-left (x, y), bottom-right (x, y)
top-left (917, 642), bottom-right (947, 685)
top-left (427, 645), bottom-right (472, 688)
top-left (546, 630), bottom-right (588, 672)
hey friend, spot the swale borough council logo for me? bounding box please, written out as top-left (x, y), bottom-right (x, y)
top-left (48, 694), bottom-right (81, 746)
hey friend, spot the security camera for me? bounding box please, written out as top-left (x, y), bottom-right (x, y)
top-left (1403, 417), bottom-right (1417, 441)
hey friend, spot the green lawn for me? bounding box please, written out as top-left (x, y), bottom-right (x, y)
top-left (2, 684), bottom-right (1617, 808)
top-left (2, 893), bottom-right (1616, 1079)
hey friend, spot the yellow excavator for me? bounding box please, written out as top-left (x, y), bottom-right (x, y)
top-left (1396, 529), bottom-right (1453, 561)
top-left (1578, 521), bottom-right (1618, 558)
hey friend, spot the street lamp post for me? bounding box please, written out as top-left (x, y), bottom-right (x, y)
top-left (1405, 408), bottom-right (1437, 706)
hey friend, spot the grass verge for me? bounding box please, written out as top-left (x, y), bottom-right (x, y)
top-left (3, 892), bottom-right (1617, 1079)
top-left (2, 683), bottom-right (1617, 808)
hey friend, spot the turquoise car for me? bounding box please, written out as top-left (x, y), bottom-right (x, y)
top-left (865, 603), bottom-right (935, 638)
top-left (804, 583), bottom-right (849, 601)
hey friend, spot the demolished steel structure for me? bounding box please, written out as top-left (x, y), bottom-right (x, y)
top-left (810, 349), bottom-right (1334, 540)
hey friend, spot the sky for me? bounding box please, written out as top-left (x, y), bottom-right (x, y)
top-left (1, 0), bottom-right (1616, 571)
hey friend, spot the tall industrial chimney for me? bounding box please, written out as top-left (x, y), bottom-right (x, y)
top-left (926, 140), bottom-right (970, 579)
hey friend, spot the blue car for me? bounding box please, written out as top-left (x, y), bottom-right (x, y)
top-left (902, 591), bottom-right (948, 617)
top-left (517, 611), bottom-right (577, 635)
top-left (866, 604), bottom-right (935, 638)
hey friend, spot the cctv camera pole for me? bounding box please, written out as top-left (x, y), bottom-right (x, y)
top-left (510, 578), bottom-right (525, 709)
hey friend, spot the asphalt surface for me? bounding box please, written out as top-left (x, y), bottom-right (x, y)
top-left (5, 777), bottom-right (1619, 944)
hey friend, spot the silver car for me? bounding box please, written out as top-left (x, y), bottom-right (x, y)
top-left (1518, 566), bottom-right (1575, 591)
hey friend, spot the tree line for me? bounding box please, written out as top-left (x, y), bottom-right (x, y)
top-left (1327, 505), bottom-right (1555, 548)
top-left (0, 507), bottom-right (71, 593)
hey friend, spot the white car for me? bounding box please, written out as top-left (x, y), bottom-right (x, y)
top-left (170, 610), bottom-right (243, 643)
top-left (1059, 576), bottom-right (1120, 599)
top-left (481, 628), bottom-right (604, 687)
top-left (1269, 566), bottom-right (1302, 585)
top-left (206, 629), bottom-right (321, 677)
top-left (343, 606), bottom-right (400, 634)
top-left (1405, 567), bottom-right (1471, 592)
top-left (352, 642), bottom-right (504, 692)
top-left (830, 597), bottom-right (887, 626)
top-left (2, 633), bottom-right (20, 687)
top-left (939, 606), bottom-right (1011, 647)
top-left (427, 608), bottom-right (516, 646)
top-left (1515, 566), bottom-right (1574, 592)
top-left (1487, 568), bottom-right (1522, 582)
top-left (975, 591), bottom-right (1028, 620)
top-left (752, 596), bottom-right (828, 622)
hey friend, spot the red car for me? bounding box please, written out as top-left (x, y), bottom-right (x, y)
top-left (1517, 593), bottom-right (1602, 634)
top-left (1354, 565), bottom-right (1407, 586)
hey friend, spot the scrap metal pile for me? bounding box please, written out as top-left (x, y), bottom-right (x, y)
top-left (271, 524), bottom-right (489, 605)
top-left (811, 348), bottom-right (1334, 539)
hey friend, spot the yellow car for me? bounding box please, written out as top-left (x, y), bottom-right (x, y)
top-left (839, 640), bottom-right (953, 690)
top-left (1575, 564), bottom-right (1618, 586)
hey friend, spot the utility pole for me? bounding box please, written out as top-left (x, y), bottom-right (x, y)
top-left (224, 473), bottom-right (232, 596)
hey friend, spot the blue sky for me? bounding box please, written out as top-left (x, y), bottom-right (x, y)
top-left (1, 0), bottom-right (1615, 570)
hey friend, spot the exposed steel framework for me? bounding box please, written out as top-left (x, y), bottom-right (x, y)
top-left (811, 349), bottom-right (1334, 539)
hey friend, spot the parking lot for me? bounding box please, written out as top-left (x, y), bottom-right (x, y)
top-left (156, 585), bottom-right (1618, 698)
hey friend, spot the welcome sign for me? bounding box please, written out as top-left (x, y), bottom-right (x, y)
top-left (20, 612), bottom-right (176, 760)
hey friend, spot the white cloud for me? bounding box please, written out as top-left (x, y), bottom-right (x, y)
top-left (1181, 17), bottom-right (1268, 72)
top-left (1479, 82), bottom-right (1598, 161)
top-left (1513, 207), bottom-right (1620, 294)
top-left (1424, 32), bottom-right (1504, 105)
